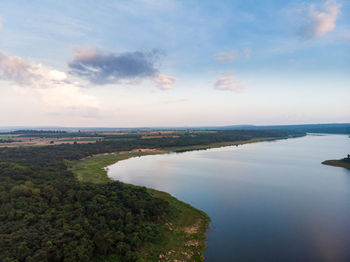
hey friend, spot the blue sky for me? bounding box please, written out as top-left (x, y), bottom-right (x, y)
top-left (0, 0), bottom-right (349, 127)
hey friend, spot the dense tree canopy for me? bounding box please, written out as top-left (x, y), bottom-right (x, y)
top-left (0, 130), bottom-right (304, 261)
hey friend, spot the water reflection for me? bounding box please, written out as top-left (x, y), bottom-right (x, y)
top-left (108, 135), bottom-right (350, 261)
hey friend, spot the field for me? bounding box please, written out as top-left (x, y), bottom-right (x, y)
top-left (0, 130), bottom-right (218, 147)
top-left (0, 129), bottom-right (302, 149)
top-left (0, 135), bottom-right (101, 147)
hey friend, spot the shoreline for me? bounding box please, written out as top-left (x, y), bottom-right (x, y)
top-left (68, 150), bottom-right (211, 261)
top-left (71, 134), bottom-right (304, 184)
top-left (68, 134), bottom-right (304, 261)
top-left (322, 159), bottom-right (350, 170)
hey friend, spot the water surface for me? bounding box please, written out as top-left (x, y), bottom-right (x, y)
top-left (108, 135), bottom-right (350, 261)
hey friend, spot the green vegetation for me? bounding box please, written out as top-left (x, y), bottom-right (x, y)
top-left (0, 160), bottom-right (170, 262)
top-left (68, 135), bottom-right (295, 185)
top-left (60, 138), bottom-right (101, 141)
top-left (68, 152), bottom-right (210, 261)
top-left (322, 158), bottom-right (350, 170)
top-left (68, 151), bottom-right (165, 184)
top-left (0, 135), bottom-right (15, 143)
top-left (163, 136), bottom-right (296, 152)
top-left (141, 189), bottom-right (210, 261)
top-left (0, 135), bottom-right (13, 139)
top-left (0, 139), bottom-right (15, 143)
top-left (0, 129), bottom-right (305, 261)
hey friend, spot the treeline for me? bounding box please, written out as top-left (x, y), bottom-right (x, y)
top-left (9, 130), bottom-right (68, 134)
top-left (0, 129), bottom-right (304, 261)
top-left (0, 139), bottom-right (15, 143)
top-left (0, 156), bottom-right (169, 261)
top-left (343, 157), bottom-right (350, 163)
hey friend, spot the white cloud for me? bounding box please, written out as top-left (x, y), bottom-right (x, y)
top-left (214, 51), bottom-right (236, 63)
top-left (214, 74), bottom-right (243, 92)
top-left (0, 50), bottom-right (99, 115)
top-left (342, 34), bottom-right (350, 39)
top-left (153, 74), bottom-right (177, 90)
top-left (298, 0), bottom-right (341, 39)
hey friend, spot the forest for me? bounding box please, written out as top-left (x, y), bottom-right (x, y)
top-left (0, 129), bottom-right (305, 261)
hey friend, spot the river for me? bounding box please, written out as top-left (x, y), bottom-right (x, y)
top-left (108, 134), bottom-right (350, 261)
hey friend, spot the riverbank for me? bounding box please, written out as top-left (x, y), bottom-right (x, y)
top-left (68, 134), bottom-right (303, 261)
top-left (322, 159), bottom-right (350, 170)
top-left (69, 135), bottom-right (302, 184)
top-left (68, 150), bottom-right (210, 261)
top-left (164, 135), bottom-right (302, 152)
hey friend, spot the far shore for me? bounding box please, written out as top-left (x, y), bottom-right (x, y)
top-left (70, 134), bottom-right (304, 185)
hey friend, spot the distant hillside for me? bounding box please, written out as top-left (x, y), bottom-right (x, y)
top-left (1, 123), bottom-right (349, 134)
top-left (217, 123), bottom-right (350, 134)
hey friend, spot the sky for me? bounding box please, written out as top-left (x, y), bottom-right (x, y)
top-left (0, 0), bottom-right (349, 127)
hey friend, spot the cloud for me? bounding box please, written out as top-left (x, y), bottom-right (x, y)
top-left (342, 34), bottom-right (350, 39)
top-left (0, 50), bottom-right (99, 115)
top-left (69, 47), bottom-right (163, 85)
top-left (214, 74), bottom-right (243, 92)
top-left (214, 48), bottom-right (251, 63)
top-left (214, 52), bottom-right (236, 63)
top-left (298, 0), bottom-right (341, 39)
top-left (153, 74), bottom-right (177, 90)
top-left (69, 47), bottom-right (177, 91)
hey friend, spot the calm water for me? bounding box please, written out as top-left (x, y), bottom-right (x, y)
top-left (108, 134), bottom-right (350, 262)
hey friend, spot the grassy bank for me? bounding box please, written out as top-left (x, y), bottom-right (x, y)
top-left (138, 189), bottom-right (210, 261)
top-left (68, 136), bottom-right (296, 184)
top-left (68, 150), bottom-right (166, 184)
top-left (68, 150), bottom-right (210, 261)
top-left (322, 159), bottom-right (350, 170)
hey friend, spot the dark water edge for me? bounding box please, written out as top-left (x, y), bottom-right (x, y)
top-left (108, 134), bottom-right (350, 262)
top-left (323, 159), bottom-right (350, 170)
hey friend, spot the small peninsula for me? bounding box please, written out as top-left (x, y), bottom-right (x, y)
top-left (322, 155), bottom-right (350, 170)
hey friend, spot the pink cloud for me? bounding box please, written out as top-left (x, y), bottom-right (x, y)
top-left (153, 74), bottom-right (177, 90)
top-left (298, 0), bottom-right (342, 39)
top-left (214, 74), bottom-right (243, 92)
top-left (0, 50), bottom-right (99, 115)
top-left (214, 52), bottom-right (236, 63)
